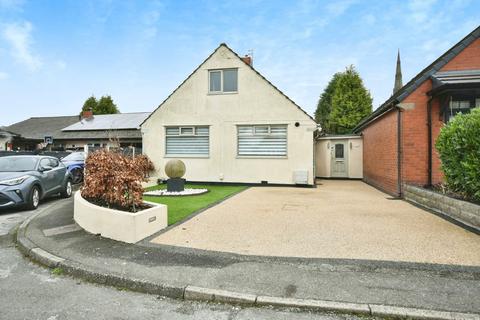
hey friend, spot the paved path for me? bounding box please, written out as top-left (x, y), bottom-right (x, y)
top-left (17, 196), bottom-right (480, 317)
top-left (152, 180), bottom-right (480, 266)
top-left (0, 242), bottom-right (370, 319)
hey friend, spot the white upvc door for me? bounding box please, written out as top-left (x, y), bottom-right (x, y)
top-left (331, 140), bottom-right (348, 178)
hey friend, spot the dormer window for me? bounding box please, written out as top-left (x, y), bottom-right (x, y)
top-left (209, 69), bottom-right (238, 93)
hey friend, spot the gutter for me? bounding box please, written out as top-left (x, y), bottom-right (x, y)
top-left (426, 97), bottom-right (434, 187)
top-left (397, 107), bottom-right (403, 197)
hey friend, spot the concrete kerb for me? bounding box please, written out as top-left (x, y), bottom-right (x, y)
top-left (14, 202), bottom-right (480, 320)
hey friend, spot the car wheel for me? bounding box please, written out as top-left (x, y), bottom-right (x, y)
top-left (71, 168), bottom-right (83, 184)
top-left (27, 186), bottom-right (41, 210)
top-left (61, 179), bottom-right (73, 198)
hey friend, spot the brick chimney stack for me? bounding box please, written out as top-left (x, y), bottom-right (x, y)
top-left (241, 54), bottom-right (253, 66)
top-left (81, 108), bottom-right (93, 120)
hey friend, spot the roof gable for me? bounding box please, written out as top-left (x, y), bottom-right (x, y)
top-left (141, 43), bottom-right (315, 126)
top-left (354, 25), bottom-right (480, 132)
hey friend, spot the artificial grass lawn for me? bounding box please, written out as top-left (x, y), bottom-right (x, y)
top-left (143, 184), bottom-right (248, 225)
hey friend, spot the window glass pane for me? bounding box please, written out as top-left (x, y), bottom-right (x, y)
top-left (450, 100), bottom-right (470, 109)
top-left (223, 69), bottom-right (238, 92)
top-left (254, 126), bottom-right (269, 135)
top-left (166, 127), bottom-right (179, 135)
top-left (238, 125), bottom-right (287, 156)
top-left (49, 159), bottom-right (59, 167)
top-left (40, 159), bottom-right (50, 168)
top-left (335, 144), bottom-right (344, 159)
top-left (238, 126), bottom-right (253, 135)
top-left (196, 127), bottom-right (209, 135)
top-left (180, 127), bottom-right (194, 135)
top-left (270, 126), bottom-right (287, 135)
top-left (166, 126), bottom-right (209, 156)
top-left (209, 71), bottom-right (221, 92)
top-left (476, 98), bottom-right (480, 108)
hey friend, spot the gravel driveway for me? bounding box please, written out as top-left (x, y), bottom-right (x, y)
top-left (151, 180), bottom-right (480, 266)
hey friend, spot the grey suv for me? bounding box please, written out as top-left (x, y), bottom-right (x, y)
top-left (0, 156), bottom-right (73, 210)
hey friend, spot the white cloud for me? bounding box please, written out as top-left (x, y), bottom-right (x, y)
top-left (55, 60), bottom-right (67, 70)
top-left (2, 21), bottom-right (42, 71)
top-left (0, 0), bottom-right (24, 10)
top-left (361, 14), bottom-right (376, 25)
top-left (0, 71), bottom-right (8, 80)
top-left (408, 0), bottom-right (438, 23)
top-left (326, 0), bottom-right (356, 16)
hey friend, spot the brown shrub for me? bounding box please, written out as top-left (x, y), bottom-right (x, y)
top-left (81, 150), bottom-right (155, 212)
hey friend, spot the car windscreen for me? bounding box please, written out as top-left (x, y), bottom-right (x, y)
top-left (62, 152), bottom-right (85, 161)
top-left (0, 157), bottom-right (38, 172)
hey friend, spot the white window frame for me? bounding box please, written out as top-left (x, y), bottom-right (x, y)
top-left (208, 68), bottom-right (238, 94)
top-left (237, 124), bottom-right (288, 158)
top-left (179, 126), bottom-right (195, 136)
top-left (165, 126), bottom-right (210, 158)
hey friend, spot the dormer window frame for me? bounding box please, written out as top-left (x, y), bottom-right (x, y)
top-left (208, 68), bottom-right (238, 94)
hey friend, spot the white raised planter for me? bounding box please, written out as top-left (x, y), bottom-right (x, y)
top-left (73, 192), bottom-right (167, 244)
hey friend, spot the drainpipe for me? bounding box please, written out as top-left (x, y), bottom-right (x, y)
top-left (397, 106), bottom-right (403, 197)
top-left (426, 97), bottom-right (434, 187)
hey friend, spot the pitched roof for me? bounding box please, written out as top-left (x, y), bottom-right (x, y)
top-left (5, 113), bottom-right (148, 141)
top-left (141, 43), bottom-right (316, 126)
top-left (5, 116), bottom-right (80, 140)
top-left (353, 25), bottom-right (480, 133)
top-left (431, 69), bottom-right (480, 89)
top-left (62, 112), bottom-right (150, 131)
top-left (0, 127), bottom-right (19, 138)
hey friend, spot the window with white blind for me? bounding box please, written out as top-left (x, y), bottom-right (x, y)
top-left (165, 126), bottom-right (209, 156)
top-left (237, 125), bottom-right (287, 157)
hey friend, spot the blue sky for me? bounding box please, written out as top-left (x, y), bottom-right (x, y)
top-left (0, 0), bottom-right (479, 126)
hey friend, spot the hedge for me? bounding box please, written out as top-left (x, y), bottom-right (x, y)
top-left (436, 108), bottom-right (480, 202)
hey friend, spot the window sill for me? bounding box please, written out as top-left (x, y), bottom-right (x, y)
top-left (164, 155), bottom-right (210, 159)
top-left (236, 156), bottom-right (288, 159)
top-left (207, 91), bottom-right (238, 96)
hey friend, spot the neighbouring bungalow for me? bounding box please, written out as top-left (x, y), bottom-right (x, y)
top-left (141, 43), bottom-right (318, 186)
top-left (0, 128), bottom-right (19, 151)
top-left (353, 26), bottom-right (480, 196)
top-left (3, 111), bottom-right (150, 152)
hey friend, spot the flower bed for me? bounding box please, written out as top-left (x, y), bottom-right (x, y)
top-left (74, 192), bottom-right (167, 243)
top-left (144, 188), bottom-right (208, 197)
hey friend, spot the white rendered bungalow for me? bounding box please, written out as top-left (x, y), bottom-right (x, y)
top-left (141, 44), bottom-right (318, 186)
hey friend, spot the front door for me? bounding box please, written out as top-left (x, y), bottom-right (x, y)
top-left (331, 141), bottom-right (348, 178)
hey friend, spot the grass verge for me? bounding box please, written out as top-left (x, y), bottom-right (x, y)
top-left (144, 184), bottom-right (247, 225)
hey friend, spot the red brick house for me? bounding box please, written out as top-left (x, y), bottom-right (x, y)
top-left (353, 26), bottom-right (480, 196)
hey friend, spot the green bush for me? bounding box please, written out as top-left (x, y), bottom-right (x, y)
top-left (436, 108), bottom-right (480, 202)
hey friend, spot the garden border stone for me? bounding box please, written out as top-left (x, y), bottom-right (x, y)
top-left (404, 184), bottom-right (480, 234)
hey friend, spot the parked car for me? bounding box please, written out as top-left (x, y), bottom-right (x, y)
top-left (0, 156), bottom-right (72, 210)
top-left (61, 152), bottom-right (85, 184)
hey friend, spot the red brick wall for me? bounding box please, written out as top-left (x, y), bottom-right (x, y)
top-left (361, 36), bottom-right (479, 194)
top-left (431, 99), bottom-right (444, 185)
top-left (400, 81), bottom-right (444, 187)
top-left (362, 110), bottom-right (399, 195)
top-left (440, 38), bottom-right (480, 71)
